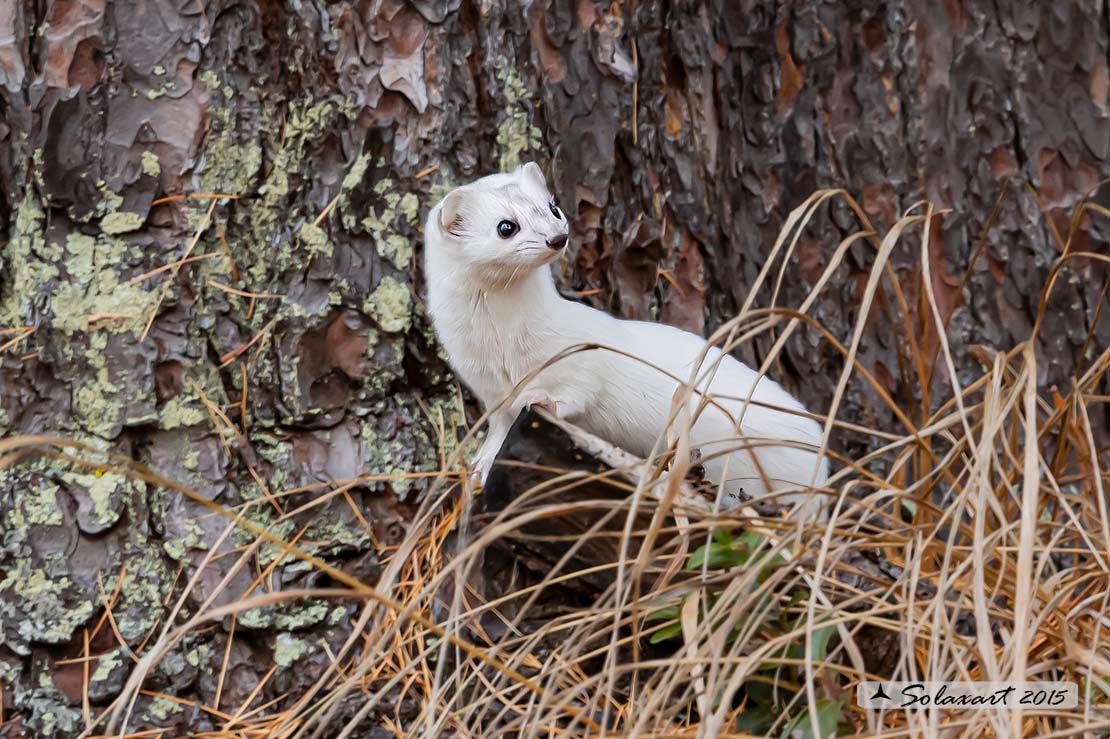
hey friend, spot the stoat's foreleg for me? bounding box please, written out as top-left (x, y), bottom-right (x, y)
top-left (472, 386), bottom-right (588, 484)
top-left (472, 409), bottom-right (514, 484)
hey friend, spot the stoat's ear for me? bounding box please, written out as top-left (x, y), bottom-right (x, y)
top-left (518, 161), bottom-right (547, 189)
top-left (437, 189), bottom-right (467, 236)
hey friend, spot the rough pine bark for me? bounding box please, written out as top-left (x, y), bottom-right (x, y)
top-left (0, 0), bottom-right (1107, 734)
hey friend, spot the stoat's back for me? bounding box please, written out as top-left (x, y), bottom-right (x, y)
top-left (564, 308), bottom-right (828, 502)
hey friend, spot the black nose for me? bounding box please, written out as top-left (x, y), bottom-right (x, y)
top-left (547, 233), bottom-right (568, 250)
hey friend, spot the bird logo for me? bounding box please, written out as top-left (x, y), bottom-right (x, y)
top-left (869, 683), bottom-right (892, 703)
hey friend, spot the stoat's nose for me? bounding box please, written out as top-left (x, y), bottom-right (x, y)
top-left (546, 233), bottom-right (568, 250)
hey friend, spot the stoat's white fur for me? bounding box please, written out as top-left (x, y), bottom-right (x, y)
top-left (424, 163), bottom-right (828, 515)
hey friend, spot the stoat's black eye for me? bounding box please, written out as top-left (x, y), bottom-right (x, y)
top-left (497, 220), bottom-right (519, 239)
top-left (549, 200), bottom-right (562, 220)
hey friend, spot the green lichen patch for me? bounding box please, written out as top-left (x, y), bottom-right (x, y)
top-left (275, 601), bottom-right (330, 630)
top-left (9, 479), bottom-right (65, 527)
top-left (200, 131), bottom-right (263, 195)
top-left (205, 93), bottom-right (358, 291)
top-left (359, 391), bottom-right (464, 497)
top-left (195, 74), bottom-right (263, 195)
top-left (64, 232), bottom-right (96, 283)
top-left (235, 506), bottom-right (297, 567)
top-left (239, 598), bottom-right (331, 632)
top-left (0, 558), bottom-right (95, 644)
top-left (99, 211), bottom-right (144, 234)
top-left (358, 177), bottom-right (422, 271)
top-left (365, 275), bottom-right (412, 333)
top-left (84, 472), bottom-right (123, 526)
top-left (63, 469), bottom-right (128, 532)
top-left (50, 232), bottom-right (158, 336)
top-left (50, 276), bottom-right (155, 335)
top-left (272, 632), bottom-right (311, 668)
top-left (107, 550), bottom-right (172, 640)
top-left (495, 58), bottom-right (543, 171)
top-left (91, 647), bottom-right (124, 683)
top-left (0, 191), bottom-right (60, 326)
top-left (381, 233), bottom-right (413, 271)
top-left (146, 694), bottom-right (184, 721)
top-left (70, 337), bottom-right (126, 438)
top-left (162, 517), bottom-right (208, 561)
top-left (305, 517), bottom-right (371, 550)
top-left (14, 684), bottom-right (82, 737)
top-left (186, 642), bottom-right (211, 668)
top-left (245, 433), bottom-right (294, 497)
top-left (399, 192), bottom-right (419, 223)
top-left (341, 152), bottom-right (370, 194)
top-left (141, 150), bottom-right (161, 177)
top-left (86, 645), bottom-right (130, 702)
top-left (298, 222), bottom-right (332, 257)
top-left (160, 394), bottom-right (208, 430)
top-left (93, 181), bottom-right (126, 220)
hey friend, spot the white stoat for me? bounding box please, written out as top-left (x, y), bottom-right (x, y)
top-left (424, 162), bottom-right (828, 515)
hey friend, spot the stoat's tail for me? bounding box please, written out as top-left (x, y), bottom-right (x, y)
top-left (689, 406), bottom-right (828, 520)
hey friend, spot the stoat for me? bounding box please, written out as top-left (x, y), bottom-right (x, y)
top-left (424, 163), bottom-right (828, 515)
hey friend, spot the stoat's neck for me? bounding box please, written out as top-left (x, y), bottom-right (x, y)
top-left (476, 264), bottom-right (561, 312)
top-left (425, 242), bottom-right (569, 338)
top-left (460, 264), bottom-right (563, 325)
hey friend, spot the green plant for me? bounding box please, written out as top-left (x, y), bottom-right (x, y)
top-left (647, 527), bottom-right (844, 736)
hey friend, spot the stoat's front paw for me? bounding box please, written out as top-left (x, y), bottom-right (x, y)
top-left (516, 388), bottom-right (557, 415)
top-left (517, 389), bottom-right (582, 419)
top-left (471, 451), bottom-right (495, 485)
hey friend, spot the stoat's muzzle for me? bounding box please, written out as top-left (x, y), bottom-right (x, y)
top-left (546, 233), bottom-right (568, 250)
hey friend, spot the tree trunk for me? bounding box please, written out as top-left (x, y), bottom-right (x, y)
top-left (0, 0), bottom-right (1107, 734)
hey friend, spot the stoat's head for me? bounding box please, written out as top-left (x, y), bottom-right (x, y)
top-left (426, 162), bottom-right (569, 282)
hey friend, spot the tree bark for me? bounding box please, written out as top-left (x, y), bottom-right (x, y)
top-left (1, 0), bottom-right (1107, 734)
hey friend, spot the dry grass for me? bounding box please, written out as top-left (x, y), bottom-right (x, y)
top-left (3, 184), bottom-right (1110, 738)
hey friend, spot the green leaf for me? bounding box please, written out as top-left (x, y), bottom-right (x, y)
top-left (649, 621), bottom-right (684, 644)
top-left (738, 530), bottom-right (766, 550)
top-left (687, 540), bottom-right (746, 570)
top-left (783, 620), bottom-right (836, 661)
top-left (780, 699), bottom-right (842, 739)
top-left (735, 702), bottom-right (776, 734)
top-left (687, 542), bottom-right (711, 569)
top-left (742, 678), bottom-right (775, 708)
top-left (645, 605), bottom-right (681, 622)
top-left (687, 529), bottom-right (782, 572)
top-left (809, 624), bottom-right (835, 663)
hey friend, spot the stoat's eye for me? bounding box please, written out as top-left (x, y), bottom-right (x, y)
top-left (549, 200), bottom-right (562, 220)
top-left (497, 220), bottom-right (519, 239)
